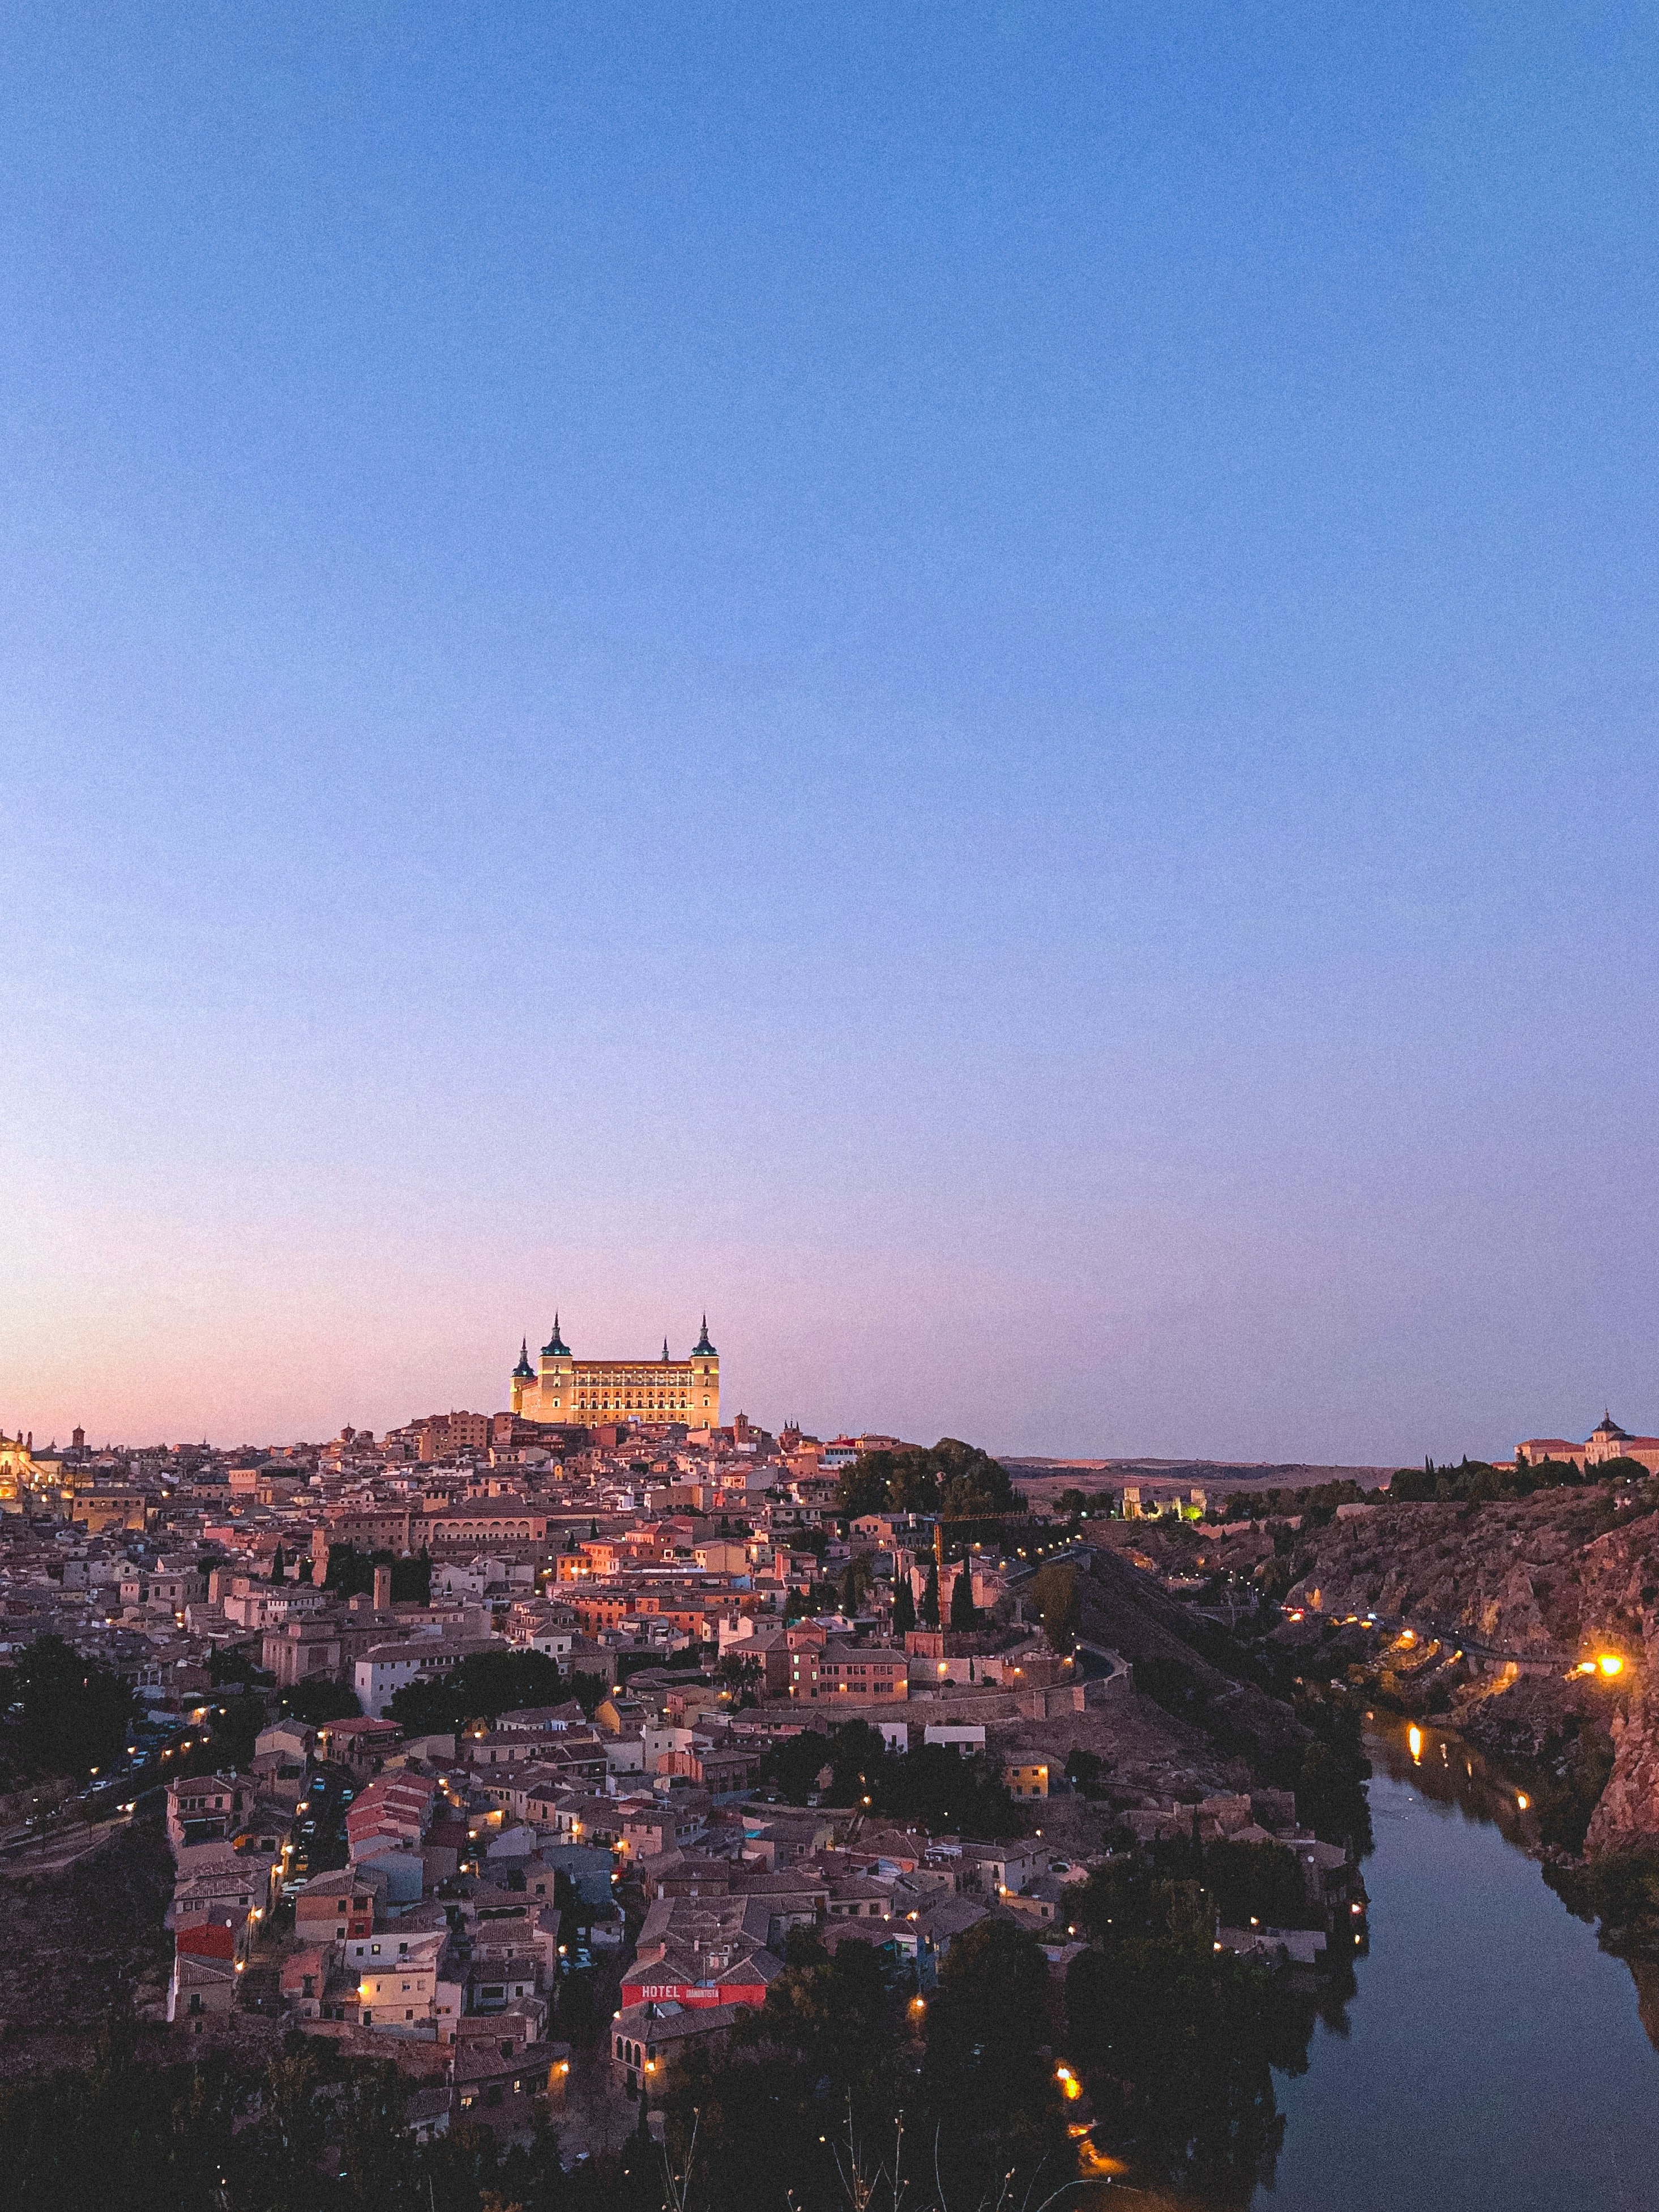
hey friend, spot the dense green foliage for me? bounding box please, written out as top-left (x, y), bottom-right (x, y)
top-left (655, 1922), bottom-right (1071, 2212)
top-left (836, 1437), bottom-right (1018, 1521)
top-left (947, 1561), bottom-right (978, 1629)
top-left (1029, 1560), bottom-right (1080, 1651)
top-left (323, 1543), bottom-right (433, 1603)
top-left (1054, 1484), bottom-right (1118, 1518)
top-left (0, 2025), bottom-right (647, 2212)
top-left (1064, 1745), bottom-right (1104, 1794)
top-left (279, 1677), bottom-right (364, 1725)
top-left (760, 1718), bottom-right (1016, 1834)
top-left (385, 1648), bottom-right (566, 1734)
top-left (1066, 1849), bottom-right (1348, 2202)
top-left (890, 1573), bottom-right (916, 1635)
top-left (0, 1633), bottom-right (139, 1781)
top-left (1200, 1838), bottom-right (1322, 1929)
top-left (1383, 1455), bottom-right (1653, 1504)
top-left (1213, 1479), bottom-right (1369, 1525)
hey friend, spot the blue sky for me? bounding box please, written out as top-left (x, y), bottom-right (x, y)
top-left (3, 3), bottom-right (1656, 1458)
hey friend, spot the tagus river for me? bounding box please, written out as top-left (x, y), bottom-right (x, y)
top-left (1247, 1721), bottom-right (1659, 2212)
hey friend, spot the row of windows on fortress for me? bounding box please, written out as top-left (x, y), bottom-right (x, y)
top-left (523, 1360), bottom-right (716, 1417)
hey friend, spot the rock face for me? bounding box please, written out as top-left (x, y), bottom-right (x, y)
top-left (1268, 1490), bottom-right (1659, 1852)
top-left (1587, 1691), bottom-right (1659, 1853)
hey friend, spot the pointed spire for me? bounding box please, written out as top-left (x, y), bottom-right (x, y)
top-left (662, 1337), bottom-right (671, 1362)
top-left (693, 1313), bottom-right (716, 1355)
top-left (542, 1312), bottom-right (570, 1358)
top-left (512, 1337), bottom-right (534, 1380)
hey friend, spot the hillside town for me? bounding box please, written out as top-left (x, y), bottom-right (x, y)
top-left (0, 1323), bottom-right (1374, 2158)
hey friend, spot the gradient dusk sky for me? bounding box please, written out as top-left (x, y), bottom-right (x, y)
top-left (3, 5), bottom-right (1657, 1462)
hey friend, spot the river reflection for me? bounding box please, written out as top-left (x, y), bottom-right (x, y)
top-left (1236, 1719), bottom-right (1659, 2211)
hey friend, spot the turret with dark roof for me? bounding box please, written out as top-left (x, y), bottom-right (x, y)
top-left (694, 1315), bottom-right (716, 1356)
top-left (543, 1314), bottom-right (571, 1358)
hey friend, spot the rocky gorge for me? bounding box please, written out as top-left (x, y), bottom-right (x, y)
top-left (1261, 1483), bottom-right (1659, 1858)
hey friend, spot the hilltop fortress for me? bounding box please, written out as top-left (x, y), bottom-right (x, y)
top-left (507, 1314), bottom-right (720, 1430)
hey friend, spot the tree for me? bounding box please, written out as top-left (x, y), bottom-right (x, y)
top-left (386, 1648), bottom-right (564, 1735)
top-left (762, 1731), bottom-right (833, 1804)
top-left (948, 1562), bottom-right (978, 1631)
top-left (740, 1933), bottom-right (897, 2102)
top-left (921, 1560), bottom-right (940, 1628)
top-left (1202, 1839), bottom-right (1316, 1929)
top-left (1031, 1562), bottom-right (1080, 1652)
top-left (826, 1719), bottom-right (892, 1807)
top-left (281, 1677), bottom-right (363, 1726)
top-left (1064, 1746), bottom-right (1102, 1794)
top-left (925, 1919), bottom-right (1062, 2202)
top-left (891, 1575), bottom-right (916, 1636)
top-left (835, 1452), bottom-right (894, 1521)
top-left (835, 1437), bottom-right (1019, 1522)
top-left (269, 1545), bottom-right (286, 1584)
top-left (323, 1544), bottom-right (431, 1604)
top-left (1, 1634), bottom-right (138, 1781)
top-left (840, 1552), bottom-right (874, 1615)
top-left (1066, 1917), bottom-right (1319, 2199)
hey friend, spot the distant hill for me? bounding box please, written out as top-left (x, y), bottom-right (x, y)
top-left (1006, 1458), bottom-right (1393, 1496)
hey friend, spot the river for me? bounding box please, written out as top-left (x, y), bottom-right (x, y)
top-left (1252, 1719), bottom-right (1659, 2211)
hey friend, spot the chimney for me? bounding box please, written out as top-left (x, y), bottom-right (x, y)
top-left (373, 1564), bottom-right (392, 1611)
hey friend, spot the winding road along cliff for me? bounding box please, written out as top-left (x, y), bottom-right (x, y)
top-left (1261, 1486), bottom-right (1659, 1852)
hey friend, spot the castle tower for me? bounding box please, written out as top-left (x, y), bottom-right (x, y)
top-left (531, 1315), bottom-right (574, 1419)
top-left (510, 1338), bottom-right (534, 1415)
top-left (692, 1314), bottom-right (719, 1427)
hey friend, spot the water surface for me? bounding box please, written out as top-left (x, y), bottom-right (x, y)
top-left (1258, 1721), bottom-right (1659, 2211)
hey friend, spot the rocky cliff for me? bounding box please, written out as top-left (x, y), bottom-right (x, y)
top-left (1262, 1488), bottom-right (1659, 1852)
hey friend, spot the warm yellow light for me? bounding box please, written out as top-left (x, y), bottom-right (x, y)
top-left (1579, 1660), bottom-right (1598, 1675)
top-left (1599, 1654), bottom-right (1624, 1678)
top-left (1516, 1794), bottom-right (1529, 1811)
top-left (1408, 1725), bottom-right (1422, 1762)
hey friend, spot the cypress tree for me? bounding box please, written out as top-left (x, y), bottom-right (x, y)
top-left (949, 1563), bottom-right (977, 1631)
top-left (921, 1560), bottom-right (940, 1628)
top-left (892, 1576), bottom-right (916, 1636)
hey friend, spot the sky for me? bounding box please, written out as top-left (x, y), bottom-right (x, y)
top-left (2, 3), bottom-right (1657, 1462)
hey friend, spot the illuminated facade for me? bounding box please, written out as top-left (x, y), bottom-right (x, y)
top-left (0, 1431), bottom-right (31, 1509)
top-left (509, 1316), bottom-right (720, 1428)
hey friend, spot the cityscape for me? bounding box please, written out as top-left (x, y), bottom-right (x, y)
top-left (3, 1337), bottom-right (1659, 2207)
top-left (5, 6), bottom-right (1659, 2210)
